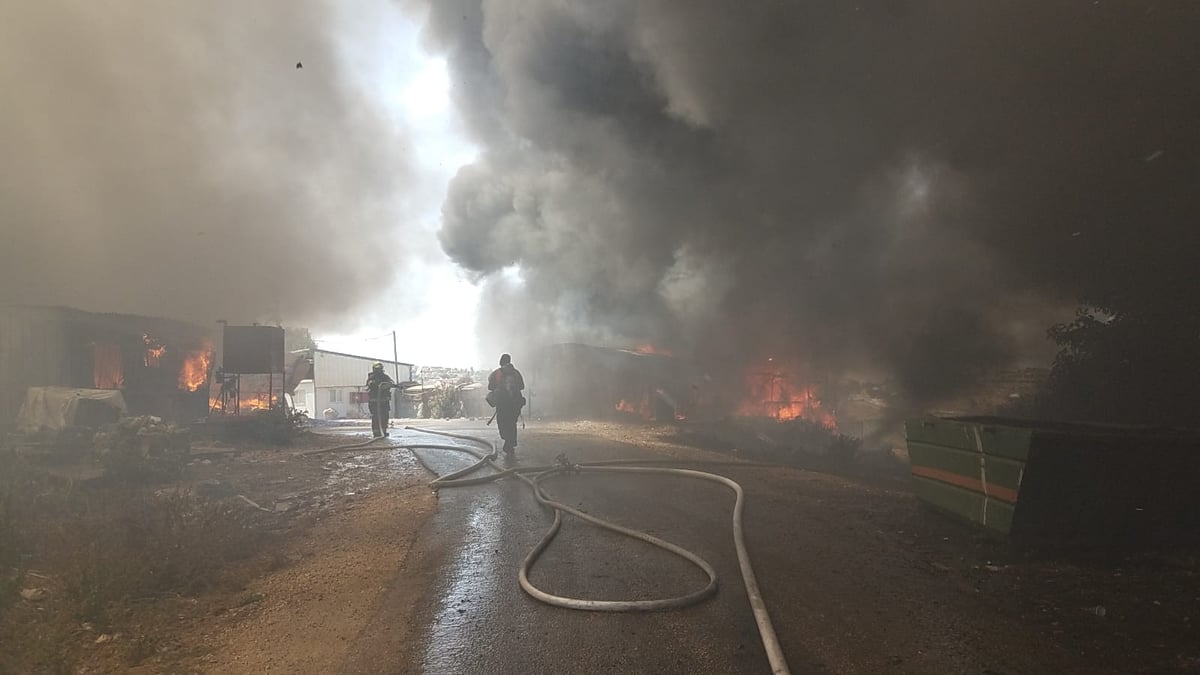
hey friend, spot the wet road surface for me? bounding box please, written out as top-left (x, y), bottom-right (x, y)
top-left (336, 420), bottom-right (1121, 674)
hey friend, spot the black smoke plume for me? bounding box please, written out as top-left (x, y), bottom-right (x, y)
top-left (414, 1), bottom-right (1200, 407)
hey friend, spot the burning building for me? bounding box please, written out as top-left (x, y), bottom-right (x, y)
top-left (735, 365), bottom-right (838, 430)
top-left (0, 305), bottom-right (213, 428)
top-left (531, 343), bottom-right (701, 422)
top-left (530, 342), bottom-right (844, 430)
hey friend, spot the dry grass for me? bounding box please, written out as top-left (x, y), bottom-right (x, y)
top-left (0, 449), bottom-right (270, 672)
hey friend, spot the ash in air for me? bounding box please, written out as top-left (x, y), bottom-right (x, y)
top-left (0, 2), bottom-right (418, 328)
top-left (413, 0), bottom-right (1200, 406)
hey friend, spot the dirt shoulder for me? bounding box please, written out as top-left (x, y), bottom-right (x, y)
top-left (143, 429), bottom-right (439, 674)
top-left (163, 483), bottom-right (435, 674)
top-left (1, 426), bottom-right (437, 674)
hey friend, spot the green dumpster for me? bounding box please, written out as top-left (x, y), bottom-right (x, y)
top-left (906, 416), bottom-right (1200, 548)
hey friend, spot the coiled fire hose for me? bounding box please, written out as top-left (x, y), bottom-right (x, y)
top-left (306, 426), bottom-right (790, 675)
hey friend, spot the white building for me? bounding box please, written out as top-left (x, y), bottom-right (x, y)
top-left (292, 349), bottom-right (413, 419)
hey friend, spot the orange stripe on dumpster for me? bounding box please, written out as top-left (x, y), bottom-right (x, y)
top-left (911, 465), bottom-right (1019, 504)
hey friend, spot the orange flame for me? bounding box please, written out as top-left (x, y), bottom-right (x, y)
top-left (737, 369), bottom-right (837, 430)
top-left (615, 390), bottom-right (654, 420)
top-left (208, 390), bottom-right (274, 413)
top-left (142, 333), bottom-right (167, 367)
top-left (238, 392), bottom-right (274, 411)
top-left (93, 344), bottom-right (124, 389)
top-left (179, 342), bottom-right (212, 392)
top-left (631, 343), bottom-right (672, 356)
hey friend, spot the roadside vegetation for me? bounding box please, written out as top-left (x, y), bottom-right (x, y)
top-left (0, 445), bottom-right (271, 672)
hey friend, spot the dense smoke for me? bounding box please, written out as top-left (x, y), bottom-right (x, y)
top-left (0, 1), bottom-right (419, 328)
top-left (413, 1), bottom-right (1200, 403)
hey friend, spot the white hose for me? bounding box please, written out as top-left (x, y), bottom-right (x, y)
top-left (518, 465), bottom-right (719, 612)
top-left (298, 434), bottom-right (392, 456)
top-left (399, 426), bottom-right (791, 675)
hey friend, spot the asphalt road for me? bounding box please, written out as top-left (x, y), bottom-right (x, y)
top-left (335, 420), bottom-right (1141, 675)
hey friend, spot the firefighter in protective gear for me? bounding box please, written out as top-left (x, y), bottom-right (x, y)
top-left (365, 362), bottom-right (394, 438)
top-left (487, 353), bottom-right (525, 456)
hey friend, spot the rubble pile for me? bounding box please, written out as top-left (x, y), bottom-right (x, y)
top-left (93, 415), bottom-right (191, 480)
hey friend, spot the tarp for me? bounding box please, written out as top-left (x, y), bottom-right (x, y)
top-left (16, 386), bottom-right (127, 433)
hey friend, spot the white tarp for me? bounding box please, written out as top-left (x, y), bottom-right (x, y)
top-left (15, 386), bottom-right (127, 432)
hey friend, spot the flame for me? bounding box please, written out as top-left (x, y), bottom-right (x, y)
top-left (179, 342), bottom-right (212, 392)
top-left (206, 369), bottom-right (277, 414)
top-left (142, 333), bottom-right (167, 367)
top-left (208, 390), bottom-right (274, 413)
top-left (238, 393), bottom-right (274, 411)
top-left (93, 343), bottom-right (124, 389)
top-left (737, 369), bottom-right (837, 430)
top-left (615, 390), bottom-right (654, 420)
top-left (631, 343), bottom-right (672, 356)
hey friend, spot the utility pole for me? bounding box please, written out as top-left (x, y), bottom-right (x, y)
top-left (392, 330), bottom-right (401, 412)
top-left (392, 331), bottom-right (400, 382)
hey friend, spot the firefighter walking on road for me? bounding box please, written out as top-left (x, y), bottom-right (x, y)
top-left (487, 353), bottom-right (525, 457)
top-left (366, 362), bottom-right (394, 438)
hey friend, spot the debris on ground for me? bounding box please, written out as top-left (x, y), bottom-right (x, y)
top-left (93, 415), bottom-right (191, 481)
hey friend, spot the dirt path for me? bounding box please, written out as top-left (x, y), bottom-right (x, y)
top-left (166, 483), bottom-right (436, 673)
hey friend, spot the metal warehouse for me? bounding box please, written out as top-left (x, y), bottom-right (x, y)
top-left (292, 349), bottom-right (414, 419)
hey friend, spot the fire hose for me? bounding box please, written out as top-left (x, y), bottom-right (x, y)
top-left (298, 434), bottom-right (394, 456)
top-left (418, 426), bottom-right (789, 674)
top-left (305, 426), bottom-right (790, 675)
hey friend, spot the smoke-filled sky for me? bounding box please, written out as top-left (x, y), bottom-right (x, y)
top-left (0, 0), bottom-right (480, 364)
top-left (5, 2), bottom-right (1198, 389)
top-left (410, 0), bottom-right (1200, 399)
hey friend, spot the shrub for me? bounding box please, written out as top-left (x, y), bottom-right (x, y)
top-left (424, 384), bottom-right (464, 419)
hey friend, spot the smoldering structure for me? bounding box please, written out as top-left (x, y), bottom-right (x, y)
top-left (1, 305), bottom-right (213, 425)
top-left (417, 1), bottom-right (1200, 411)
top-left (531, 343), bottom-right (693, 422)
top-left (531, 342), bottom-right (838, 428)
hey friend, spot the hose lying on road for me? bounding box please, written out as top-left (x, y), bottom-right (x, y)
top-left (387, 425), bottom-right (791, 675)
top-left (298, 434), bottom-right (394, 456)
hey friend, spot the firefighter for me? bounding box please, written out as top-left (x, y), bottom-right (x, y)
top-left (487, 353), bottom-right (525, 456)
top-left (365, 362), bottom-right (394, 438)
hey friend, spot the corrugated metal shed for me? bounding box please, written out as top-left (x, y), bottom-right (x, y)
top-left (312, 349), bottom-right (413, 388)
top-left (0, 306), bottom-right (75, 425)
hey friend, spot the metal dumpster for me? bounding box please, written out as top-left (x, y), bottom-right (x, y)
top-left (906, 416), bottom-right (1200, 548)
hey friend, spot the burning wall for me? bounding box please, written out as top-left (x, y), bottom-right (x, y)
top-left (93, 343), bottom-right (124, 390)
top-left (736, 367), bottom-right (837, 430)
top-left (179, 348), bottom-right (212, 393)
